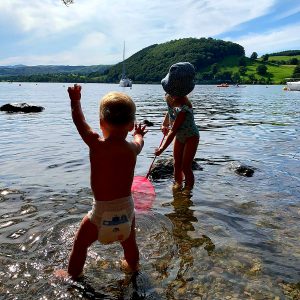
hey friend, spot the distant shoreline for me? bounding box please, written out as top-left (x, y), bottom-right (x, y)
top-left (0, 80), bottom-right (287, 86)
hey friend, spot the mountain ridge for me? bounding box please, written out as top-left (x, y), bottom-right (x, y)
top-left (0, 64), bottom-right (110, 76)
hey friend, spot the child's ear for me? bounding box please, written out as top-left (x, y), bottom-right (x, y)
top-left (100, 119), bottom-right (109, 133)
top-left (100, 118), bottom-right (105, 128)
top-left (128, 121), bottom-right (134, 132)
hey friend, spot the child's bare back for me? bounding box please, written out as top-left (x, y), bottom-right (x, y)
top-left (89, 137), bottom-right (140, 201)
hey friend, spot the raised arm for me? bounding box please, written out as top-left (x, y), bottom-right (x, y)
top-left (68, 84), bottom-right (99, 146)
top-left (155, 111), bottom-right (185, 156)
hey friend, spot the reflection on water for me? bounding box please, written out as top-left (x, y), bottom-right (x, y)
top-left (163, 191), bottom-right (215, 299)
top-left (0, 83), bottom-right (300, 299)
top-left (167, 191), bottom-right (215, 256)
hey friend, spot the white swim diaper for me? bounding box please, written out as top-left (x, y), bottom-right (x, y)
top-left (88, 196), bottom-right (134, 244)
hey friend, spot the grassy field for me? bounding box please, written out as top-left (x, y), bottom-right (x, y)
top-left (217, 56), bottom-right (295, 84)
top-left (266, 55), bottom-right (300, 62)
top-left (264, 64), bottom-right (294, 82)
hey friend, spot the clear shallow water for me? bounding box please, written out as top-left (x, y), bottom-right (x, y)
top-left (0, 82), bottom-right (299, 299)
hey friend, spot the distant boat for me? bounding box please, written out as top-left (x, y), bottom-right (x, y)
top-left (217, 83), bottom-right (229, 87)
top-left (286, 80), bottom-right (300, 91)
top-left (119, 41), bottom-right (132, 87)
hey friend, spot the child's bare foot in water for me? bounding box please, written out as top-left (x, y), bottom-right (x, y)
top-left (54, 269), bottom-right (84, 280)
top-left (53, 269), bottom-right (70, 279)
top-left (120, 259), bottom-right (139, 274)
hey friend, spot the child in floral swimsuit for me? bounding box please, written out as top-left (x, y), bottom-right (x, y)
top-left (167, 101), bottom-right (199, 143)
top-left (155, 62), bottom-right (199, 195)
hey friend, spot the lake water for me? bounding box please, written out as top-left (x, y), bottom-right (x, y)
top-left (0, 82), bottom-right (299, 299)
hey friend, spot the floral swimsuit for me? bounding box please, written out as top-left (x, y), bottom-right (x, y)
top-left (168, 105), bottom-right (199, 143)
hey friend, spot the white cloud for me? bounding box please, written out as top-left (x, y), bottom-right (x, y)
top-left (168, 0), bottom-right (275, 37)
top-left (0, 0), bottom-right (77, 36)
top-left (233, 23), bottom-right (300, 56)
top-left (0, 0), bottom-right (281, 65)
top-left (273, 4), bottom-right (300, 20)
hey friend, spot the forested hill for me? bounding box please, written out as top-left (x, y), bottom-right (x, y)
top-left (105, 38), bottom-right (245, 83)
top-left (0, 64), bottom-right (110, 77)
top-left (267, 50), bottom-right (300, 56)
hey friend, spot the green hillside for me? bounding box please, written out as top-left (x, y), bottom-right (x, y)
top-left (0, 38), bottom-right (298, 84)
top-left (105, 37), bottom-right (245, 83)
top-left (212, 56), bottom-right (295, 84)
top-left (0, 64), bottom-right (110, 76)
top-left (105, 38), bottom-right (296, 84)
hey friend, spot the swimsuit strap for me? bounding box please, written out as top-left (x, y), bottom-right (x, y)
top-left (168, 104), bottom-right (193, 121)
top-left (179, 105), bottom-right (192, 113)
top-left (167, 105), bottom-right (176, 120)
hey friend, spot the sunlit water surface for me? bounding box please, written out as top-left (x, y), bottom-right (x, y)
top-left (0, 82), bottom-right (299, 299)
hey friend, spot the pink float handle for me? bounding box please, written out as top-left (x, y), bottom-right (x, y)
top-left (146, 134), bottom-right (165, 178)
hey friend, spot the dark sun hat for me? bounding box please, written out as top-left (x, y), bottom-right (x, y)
top-left (161, 62), bottom-right (195, 97)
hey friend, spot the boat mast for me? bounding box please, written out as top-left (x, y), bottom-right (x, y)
top-left (122, 41), bottom-right (126, 79)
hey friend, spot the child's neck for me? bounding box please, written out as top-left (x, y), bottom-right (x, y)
top-left (103, 130), bottom-right (128, 141)
top-left (173, 96), bottom-right (187, 107)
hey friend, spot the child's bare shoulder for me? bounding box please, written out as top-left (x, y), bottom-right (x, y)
top-left (88, 136), bottom-right (107, 151)
top-left (127, 140), bottom-right (142, 155)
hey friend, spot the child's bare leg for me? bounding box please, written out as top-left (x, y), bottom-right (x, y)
top-left (67, 215), bottom-right (98, 279)
top-left (182, 136), bottom-right (199, 188)
top-left (173, 138), bottom-right (185, 185)
top-left (120, 217), bottom-right (139, 272)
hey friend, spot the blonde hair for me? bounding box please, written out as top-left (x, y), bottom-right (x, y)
top-left (165, 94), bottom-right (192, 108)
top-left (100, 92), bottom-right (136, 126)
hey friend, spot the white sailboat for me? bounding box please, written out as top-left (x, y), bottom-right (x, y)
top-left (119, 41), bottom-right (132, 87)
top-left (286, 79), bottom-right (300, 91)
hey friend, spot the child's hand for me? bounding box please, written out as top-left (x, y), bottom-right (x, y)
top-left (68, 84), bottom-right (81, 101)
top-left (134, 123), bottom-right (148, 137)
top-left (155, 147), bottom-right (163, 156)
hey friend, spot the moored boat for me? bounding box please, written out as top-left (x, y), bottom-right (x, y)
top-left (119, 41), bottom-right (132, 88)
top-left (119, 77), bottom-right (132, 87)
top-left (286, 80), bottom-right (300, 91)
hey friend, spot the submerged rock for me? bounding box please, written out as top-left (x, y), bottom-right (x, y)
top-left (0, 103), bottom-right (44, 113)
top-left (279, 281), bottom-right (300, 299)
top-left (150, 157), bottom-right (203, 179)
top-left (230, 162), bottom-right (255, 177)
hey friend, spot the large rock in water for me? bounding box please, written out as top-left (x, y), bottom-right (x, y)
top-left (150, 157), bottom-right (203, 179)
top-left (229, 162), bottom-right (255, 177)
top-left (0, 103), bottom-right (44, 113)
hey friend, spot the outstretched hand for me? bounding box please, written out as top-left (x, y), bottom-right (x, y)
top-left (68, 84), bottom-right (81, 101)
top-left (133, 123), bottom-right (148, 137)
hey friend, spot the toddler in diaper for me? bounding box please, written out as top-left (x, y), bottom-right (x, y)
top-left (55, 85), bottom-right (147, 280)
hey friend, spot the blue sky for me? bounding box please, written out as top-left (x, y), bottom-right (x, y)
top-left (0, 0), bottom-right (299, 66)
